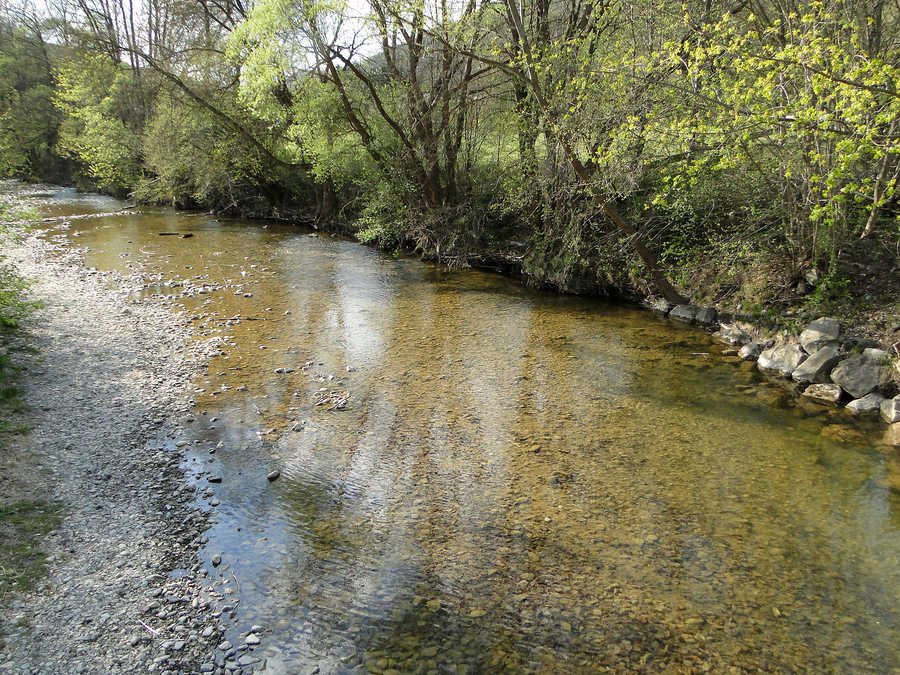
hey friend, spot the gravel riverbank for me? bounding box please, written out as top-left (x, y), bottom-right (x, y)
top-left (0, 230), bottom-right (229, 673)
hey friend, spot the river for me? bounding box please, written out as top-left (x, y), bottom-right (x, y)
top-left (34, 188), bottom-right (900, 672)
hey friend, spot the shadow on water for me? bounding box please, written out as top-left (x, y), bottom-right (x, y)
top-left (33, 188), bottom-right (900, 672)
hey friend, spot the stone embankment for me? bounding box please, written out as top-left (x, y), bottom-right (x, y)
top-left (646, 300), bottom-right (900, 446)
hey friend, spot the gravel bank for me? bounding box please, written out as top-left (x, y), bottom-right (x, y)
top-left (0, 231), bottom-right (228, 674)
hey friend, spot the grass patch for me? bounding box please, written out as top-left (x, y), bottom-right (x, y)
top-left (0, 189), bottom-right (41, 435)
top-left (0, 501), bottom-right (62, 599)
top-left (0, 501), bottom-right (61, 649)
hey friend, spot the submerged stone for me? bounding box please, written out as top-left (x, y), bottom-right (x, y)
top-left (802, 384), bottom-right (843, 406)
top-left (884, 422), bottom-right (900, 447)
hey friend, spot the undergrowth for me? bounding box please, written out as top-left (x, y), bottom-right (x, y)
top-left (0, 188), bottom-right (40, 434)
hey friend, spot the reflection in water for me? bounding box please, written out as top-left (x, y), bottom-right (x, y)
top-left (36, 189), bottom-right (900, 672)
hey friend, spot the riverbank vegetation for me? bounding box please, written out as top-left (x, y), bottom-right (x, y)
top-left (0, 190), bottom-right (39, 434)
top-left (0, 0), bottom-right (897, 335)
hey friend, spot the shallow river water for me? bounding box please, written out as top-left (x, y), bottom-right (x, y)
top-left (35, 190), bottom-right (900, 672)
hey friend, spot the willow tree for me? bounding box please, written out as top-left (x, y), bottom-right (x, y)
top-left (231, 0), bottom-right (496, 244)
top-left (481, 0), bottom-right (693, 304)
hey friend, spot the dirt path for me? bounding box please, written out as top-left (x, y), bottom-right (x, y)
top-left (0, 232), bottom-right (227, 674)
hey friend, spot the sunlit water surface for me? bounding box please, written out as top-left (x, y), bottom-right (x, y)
top-left (34, 189), bottom-right (900, 673)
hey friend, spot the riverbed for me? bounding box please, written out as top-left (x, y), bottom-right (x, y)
top-left (34, 189), bottom-right (900, 672)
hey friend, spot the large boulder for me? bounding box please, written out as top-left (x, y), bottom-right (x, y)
top-left (791, 344), bottom-right (841, 384)
top-left (882, 396), bottom-right (900, 424)
top-left (831, 348), bottom-right (893, 399)
top-left (758, 343), bottom-right (807, 377)
top-left (714, 325), bottom-right (751, 346)
top-left (846, 392), bottom-right (886, 416)
top-left (802, 383), bottom-right (843, 406)
top-left (670, 304), bottom-right (698, 323)
top-left (799, 317), bottom-right (840, 353)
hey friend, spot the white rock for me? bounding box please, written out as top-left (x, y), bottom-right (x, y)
top-left (846, 392), bottom-right (886, 416)
top-left (881, 396), bottom-right (900, 424)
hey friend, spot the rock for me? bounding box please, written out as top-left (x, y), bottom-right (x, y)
top-left (250, 625), bottom-right (264, 633)
top-left (884, 423), bottom-right (900, 447)
top-left (792, 344), bottom-right (841, 384)
top-left (740, 342), bottom-right (764, 361)
top-left (171, 640), bottom-right (185, 652)
top-left (831, 348), bottom-right (893, 398)
top-left (644, 297), bottom-right (673, 316)
top-left (245, 634), bottom-right (260, 645)
top-left (844, 335), bottom-right (882, 351)
top-left (881, 396), bottom-right (900, 424)
top-left (218, 640), bottom-right (232, 652)
top-left (846, 392), bottom-right (886, 416)
top-left (695, 307), bottom-right (718, 326)
top-left (238, 654), bottom-right (260, 666)
top-left (804, 269), bottom-right (819, 286)
top-left (266, 470), bottom-right (280, 482)
top-left (799, 317), bottom-right (839, 353)
top-left (211, 555), bottom-right (222, 567)
top-left (803, 384), bottom-right (843, 405)
top-left (201, 626), bottom-right (215, 638)
top-left (669, 304), bottom-right (698, 323)
top-left (714, 325), bottom-right (751, 346)
top-left (208, 474), bottom-right (223, 484)
top-left (200, 664), bottom-right (214, 673)
top-left (758, 344), bottom-right (807, 377)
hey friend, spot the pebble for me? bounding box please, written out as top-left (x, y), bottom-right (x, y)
top-left (218, 640), bottom-right (232, 652)
top-left (266, 470), bottom-right (280, 482)
top-left (212, 555), bottom-right (222, 567)
top-left (246, 634), bottom-right (261, 645)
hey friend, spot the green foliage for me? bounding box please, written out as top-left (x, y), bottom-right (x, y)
top-left (0, 191), bottom-right (40, 435)
top-left (53, 54), bottom-right (143, 193)
top-left (0, 502), bottom-right (62, 599)
top-left (135, 92), bottom-right (266, 209)
top-left (0, 25), bottom-right (60, 180)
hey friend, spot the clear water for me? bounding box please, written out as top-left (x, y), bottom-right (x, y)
top-left (33, 189), bottom-right (900, 672)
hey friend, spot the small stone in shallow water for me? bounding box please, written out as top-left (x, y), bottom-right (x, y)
top-left (218, 640), bottom-right (232, 651)
top-left (246, 634), bottom-right (261, 645)
top-left (211, 555), bottom-right (222, 567)
top-left (267, 470), bottom-right (281, 482)
top-left (802, 383), bottom-right (843, 406)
